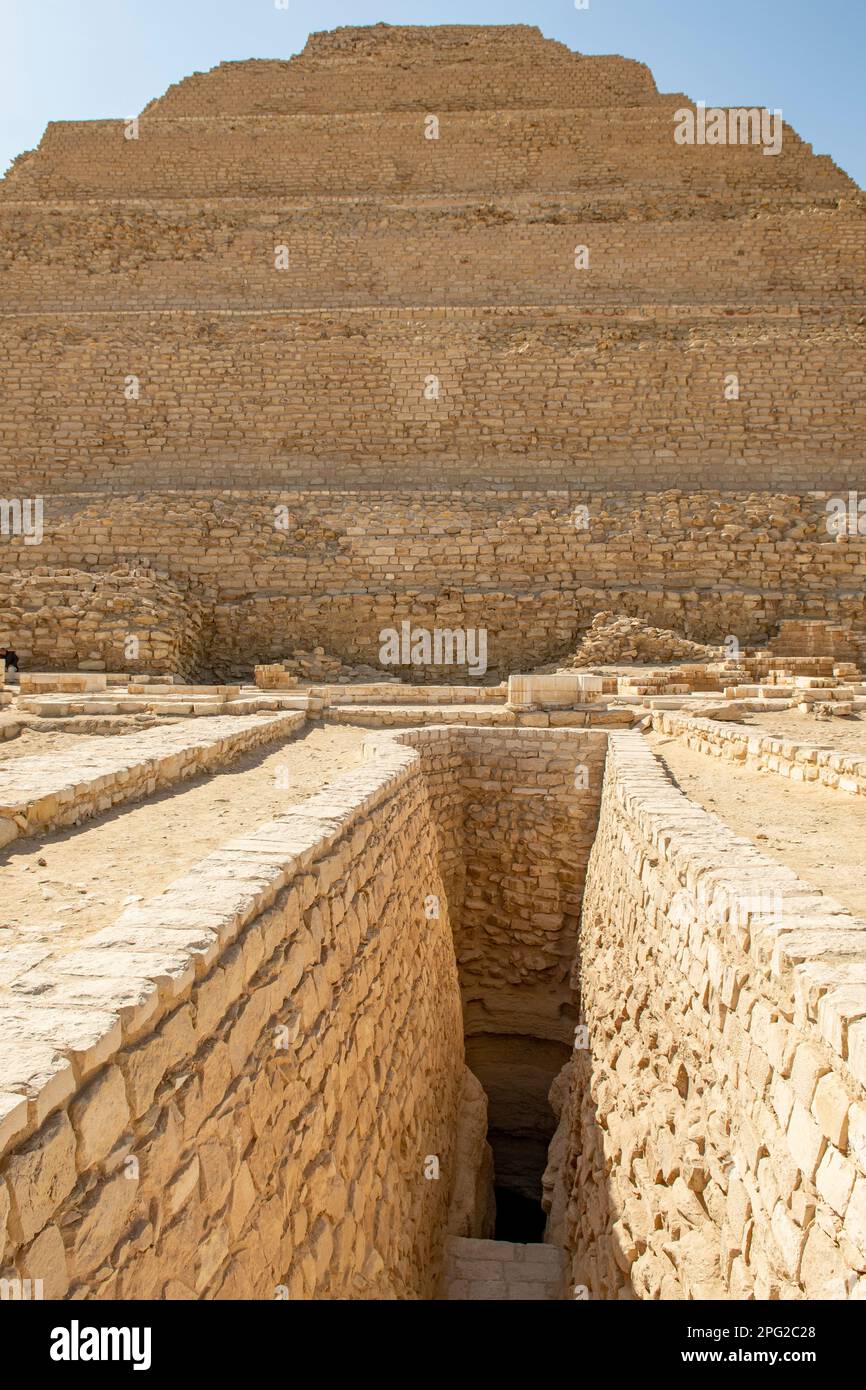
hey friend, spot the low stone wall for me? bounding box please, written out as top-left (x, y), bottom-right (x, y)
top-left (548, 732), bottom-right (866, 1299)
top-left (325, 705), bottom-right (635, 729)
top-left (0, 710), bottom-right (306, 847)
top-left (0, 738), bottom-right (465, 1299)
top-left (314, 683), bottom-right (506, 705)
top-left (652, 710), bottom-right (866, 797)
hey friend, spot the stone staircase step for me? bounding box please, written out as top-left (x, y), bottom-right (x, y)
top-left (439, 1235), bottom-right (567, 1301)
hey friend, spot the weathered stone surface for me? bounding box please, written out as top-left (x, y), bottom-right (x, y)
top-left (3, 1112), bottom-right (77, 1245)
top-left (547, 732), bottom-right (866, 1299)
top-left (69, 1066), bottom-right (130, 1171)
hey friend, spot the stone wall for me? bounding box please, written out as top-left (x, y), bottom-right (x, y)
top-left (382, 726), bottom-right (605, 1042)
top-left (2, 489), bottom-right (864, 676)
top-left (547, 732), bottom-right (866, 1299)
top-left (6, 709), bottom-right (866, 1298)
top-left (652, 711), bottom-right (866, 798)
top-left (0, 22), bottom-right (863, 674)
top-left (770, 619), bottom-right (864, 660)
top-left (144, 26), bottom-right (658, 116)
top-left (2, 110), bottom-right (840, 204)
top-left (3, 201), bottom-right (863, 313)
top-left (0, 710), bottom-right (305, 849)
top-left (0, 568), bottom-right (206, 676)
top-left (390, 726), bottom-right (604, 1206)
top-left (0, 312), bottom-right (862, 494)
top-left (311, 683), bottom-right (505, 704)
top-left (0, 718), bottom-right (617, 1298)
top-left (0, 738), bottom-right (465, 1299)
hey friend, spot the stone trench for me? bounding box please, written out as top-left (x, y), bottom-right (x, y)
top-left (427, 727), bottom-right (605, 1299)
top-left (2, 721), bottom-right (866, 1302)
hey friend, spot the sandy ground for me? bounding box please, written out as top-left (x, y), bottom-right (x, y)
top-left (715, 709), bottom-right (866, 757)
top-left (0, 723), bottom-right (368, 953)
top-left (646, 731), bottom-right (866, 920)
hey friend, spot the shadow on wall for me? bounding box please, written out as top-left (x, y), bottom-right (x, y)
top-left (544, 1047), bottom-right (639, 1298)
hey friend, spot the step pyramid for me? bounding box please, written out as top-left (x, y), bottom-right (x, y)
top-left (0, 24), bottom-right (863, 675)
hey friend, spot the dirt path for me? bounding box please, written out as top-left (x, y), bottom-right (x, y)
top-left (0, 723), bottom-right (369, 953)
top-left (646, 731), bottom-right (866, 920)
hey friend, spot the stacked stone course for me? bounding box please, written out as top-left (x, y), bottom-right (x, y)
top-left (652, 711), bottom-right (866, 797)
top-left (0, 23), bottom-right (863, 671)
top-left (2, 488), bottom-right (865, 676)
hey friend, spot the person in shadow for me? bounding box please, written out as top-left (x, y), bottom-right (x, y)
top-left (0, 647), bottom-right (20, 683)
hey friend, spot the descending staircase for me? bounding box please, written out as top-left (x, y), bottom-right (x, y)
top-left (439, 1236), bottom-right (567, 1301)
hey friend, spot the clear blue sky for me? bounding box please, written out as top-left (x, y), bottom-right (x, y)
top-left (1, 0), bottom-right (864, 187)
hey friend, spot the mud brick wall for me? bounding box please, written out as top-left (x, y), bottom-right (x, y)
top-left (0, 741), bottom-right (465, 1300)
top-left (548, 732), bottom-right (866, 1300)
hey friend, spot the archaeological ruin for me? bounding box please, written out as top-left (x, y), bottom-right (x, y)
top-left (0, 22), bottom-right (865, 1304)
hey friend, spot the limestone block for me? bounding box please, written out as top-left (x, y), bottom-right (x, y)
top-left (3, 1112), bottom-right (77, 1246)
top-left (70, 1065), bottom-right (130, 1170)
top-left (68, 1172), bottom-right (139, 1280)
top-left (16, 1222), bottom-right (70, 1300)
